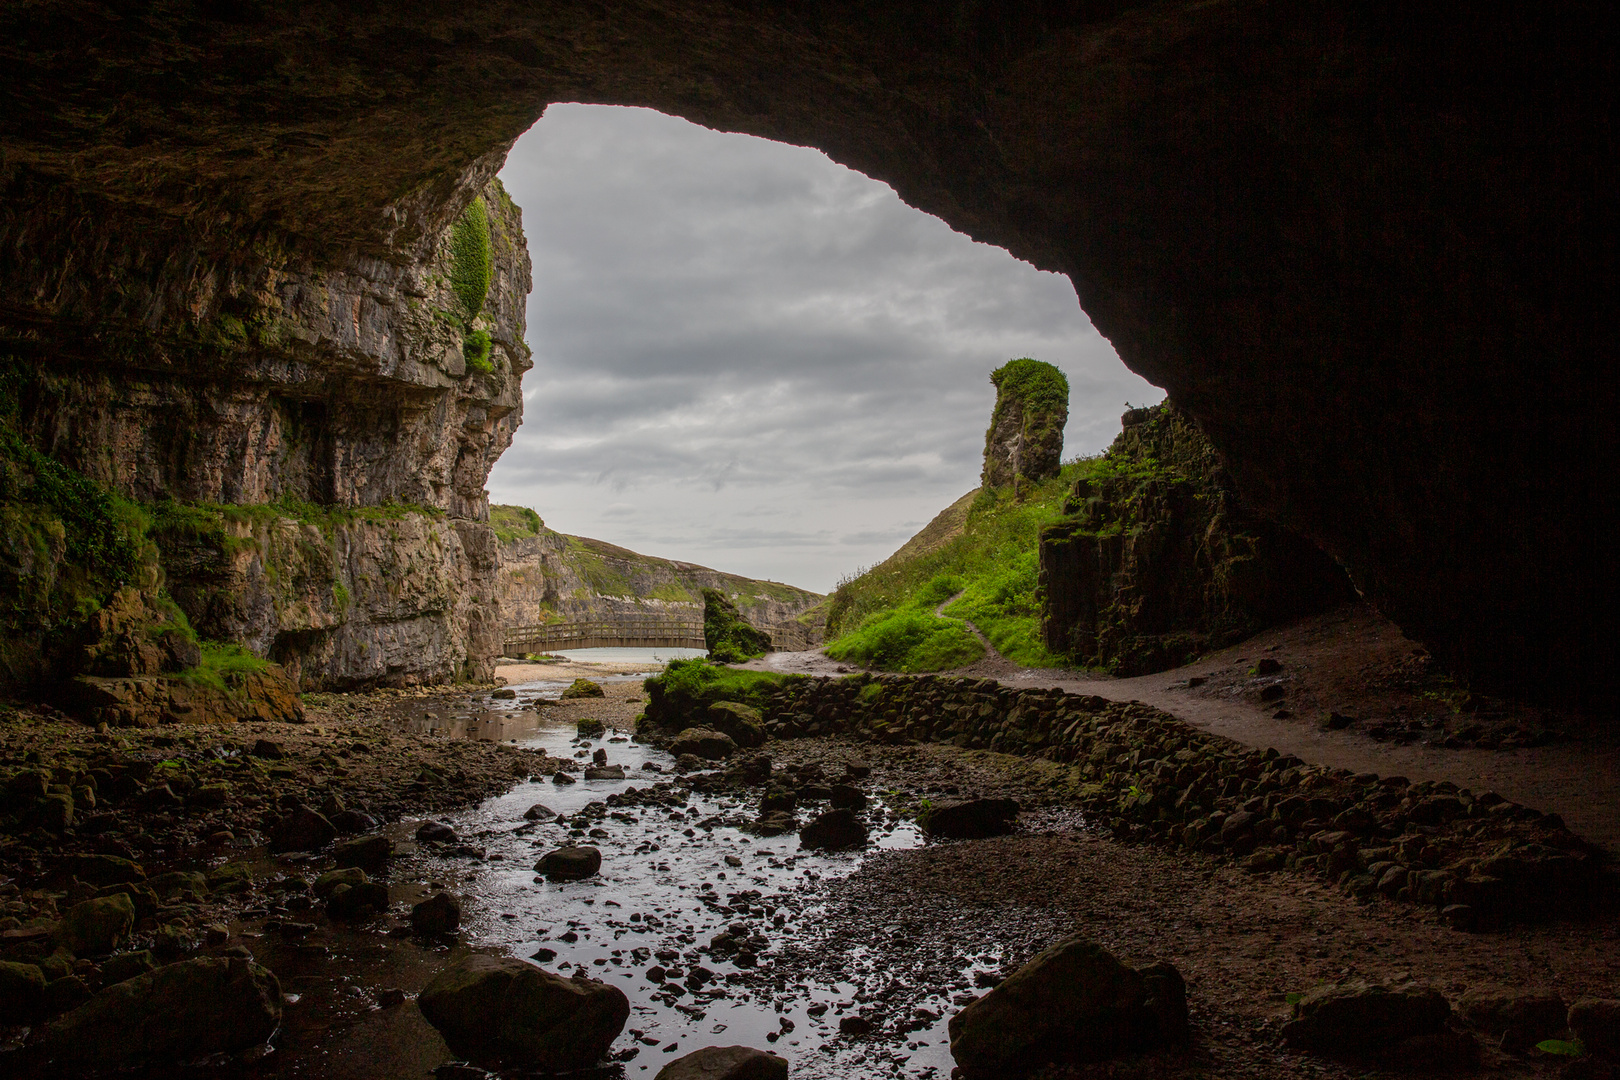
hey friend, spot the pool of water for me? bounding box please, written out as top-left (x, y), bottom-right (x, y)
top-left (531, 647), bottom-right (710, 664)
top-left (384, 678), bottom-right (968, 1078)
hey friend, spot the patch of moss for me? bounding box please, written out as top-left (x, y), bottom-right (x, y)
top-left (449, 197), bottom-right (493, 320)
top-left (464, 328), bottom-right (494, 375)
top-left (169, 641), bottom-right (271, 694)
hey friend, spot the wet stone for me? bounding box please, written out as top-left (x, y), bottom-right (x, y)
top-left (268, 807), bottom-right (337, 853)
top-left (332, 833), bottom-right (394, 871)
top-left (412, 891), bottom-right (463, 935)
top-left (655, 1044), bottom-right (788, 1080)
top-left (537, 846), bottom-right (603, 881)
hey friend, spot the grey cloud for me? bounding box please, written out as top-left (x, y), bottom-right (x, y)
top-left (489, 105), bottom-right (1162, 593)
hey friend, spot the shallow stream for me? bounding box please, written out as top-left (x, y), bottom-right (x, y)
top-left (370, 675), bottom-right (979, 1079)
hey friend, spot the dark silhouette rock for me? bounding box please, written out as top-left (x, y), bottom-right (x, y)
top-left (536, 846), bottom-right (602, 881)
top-left (332, 834), bottom-right (393, 871)
top-left (655, 1044), bottom-right (789, 1079)
top-left (38, 957), bottom-right (282, 1069)
top-left (418, 955), bottom-right (629, 1071)
top-left (0, 960), bottom-right (48, 1023)
top-left (1456, 988), bottom-right (1567, 1052)
top-left (327, 880), bottom-right (390, 921)
top-left (1281, 980), bottom-right (1453, 1055)
top-left (920, 798), bottom-right (1021, 840)
top-left (948, 937), bottom-right (1186, 1077)
top-left (1569, 998), bottom-right (1620, 1059)
top-left (670, 728), bottom-right (737, 761)
top-left (411, 891), bottom-right (463, 935)
top-left (268, 807), bottom-right (336, 853)
top-left (56, 894), bottom-right (133, 956)
top-left (416, 821), bottom-right (458, 844)
top-left (521, 802), bottom-right (557, 821)
top-left (799, 808), bottom-right (867, 850)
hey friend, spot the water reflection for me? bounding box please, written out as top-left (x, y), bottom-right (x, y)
top-left (382, 678), bottom-right (958, 1079)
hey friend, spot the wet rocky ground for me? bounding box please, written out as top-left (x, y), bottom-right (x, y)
top-left (1, 673), bottom-right (1618, 1079)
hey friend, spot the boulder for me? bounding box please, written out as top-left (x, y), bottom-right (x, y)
top-left (1569, 998), bottom-right (1620, 1059)
top-left (416, 820), bottom-right (458, 844)
top-left (522, 802), bottom-right (557, 821)
top-left (671, 728), bottom-right (737, 760)
top-left (1456, 988), bottom-right (1567, 1051)
top-left (799, 808), bottom-right (867, 850)
top-left (0, 960), bottom-right (48, 1023)
top-left (99, 950), bottom-right (157, 985)
top-left (948, 936), bottom-right (1186, 1077)
top-left (584, 765), bottom-right (626, 780)
top-left (576, 717), bottom-right (607, 737)
top-left (412, 891), bottom-right (463, 935)
top-left (250, 738), bottom-right (283, 759)
top-left (921, 798), bottom-right (1021, 839)
top-left (327, 880), bottom-right (390, 921)
top-left (1281, 980), bottom-right (1452, 1055)
top-left (655, 1044), bottom-right (790, 1079)
top-left (313, 866), bottom-right (369, 897)
top-left (705, 702), bottom-right (767, 748)
top-left (330, 809), bottom-right (379, 834)
top-left (37, 792), bottom-right (74, 830)
top-left (57, 893), bottom-right (134, 956)
top-left (417, 955), bottom-right (629, 1071)
top-left (562, 679), bottom-right (605, 700)
top-left (268, 807), bottom-right (336, 853)
top-left (829, 784), bottom-right (867, 810)
top-left (332, 834), bottom-right (393, 871)
top-left (537, 846), bottom-right (602, 881)
top-left (38, 957), bottom-right (282, 1069)
top-left (58, 853), bottom-right (145, 886)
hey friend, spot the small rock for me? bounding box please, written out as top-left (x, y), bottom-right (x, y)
top-left (553, 772), bottom-right (577, 786)
top-left (313, 867), bottom-right (369, 898)
top-left (491, 688), bottom-right (517, 700)
top-left (585, 765), bottom-right (627, 780)
top-left (655, 1044), bottom-right (788, 1079)
top-left (57, 894), bottom-right (134, 956)
top-left (537, 846), bottom-right (603, 881)
top-left (840, 1015), bottom-right (873, 1035)
top-left (45, 974), bottom-right (92, 1015)
top-left (1281, 980), bottom-right (1451, 1055)
top-left (268, 807), bottom-right (336, 853)
top-left (332, 834), bottom-right (394, 871)
top-left (669, 728), bottom-right (738, 760)
top-left (99, 950), bottom-right (157, 986)
top-left (522, 803), bottom-right (557, 821)
top-left (37, 792), bottom-right (74, 831)
top-left (417, 954), bottom-right (629, 1071)
top-left (377, 987), bottom-right (407, 1008)
top-left (412, 891), bottom-right (463, 935)
top-left (330, 809), bottom-right (379, 834)
top-left (829, 784), bottom-right (867, 810)
top-left (251, 739), bottom-right (284, 759)
top-left (920, 798), bottom-right (1020, 840)
top-left (59, 854), bottom-right (146, 886)
top-left (327, 881), bottom-right (390, 921)
top-left (1457, 988), bottom-right (1567, 1052)
top-left (563, 680), bottom-right (606, 700)
top-left (800, 808), bottom-right (867, 850)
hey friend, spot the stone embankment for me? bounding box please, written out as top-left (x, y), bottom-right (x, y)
top-left (646, 671), bottom-right (1608, 930)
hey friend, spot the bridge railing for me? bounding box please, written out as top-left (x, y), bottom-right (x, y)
top-left (503, 614), bottom-right (822, 655)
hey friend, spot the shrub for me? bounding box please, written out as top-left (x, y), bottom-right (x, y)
top-left (824, 609), bottom-right (984, 673)
top-left (449, 197), bottom-right (493, 320)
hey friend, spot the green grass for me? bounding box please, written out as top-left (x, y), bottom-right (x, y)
top-left (170, 641), bottom-right (271, 693)
top-left (824, 608), bottom-right (984, 672)
top-left (490, 504), bottom-right (544, 543)
top-left (464, 328), bottom-right (494, 375)
top-left (824, 460), bottom-right (1105, 670)
top-left (644, 658), bottom-right (798, 724)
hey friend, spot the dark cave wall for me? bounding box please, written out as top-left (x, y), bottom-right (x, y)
top-left (0, 1), bottom-right (1611, 702)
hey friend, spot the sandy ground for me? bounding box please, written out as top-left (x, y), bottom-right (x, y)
top-left (748, 603), bottom-right (1620, 856)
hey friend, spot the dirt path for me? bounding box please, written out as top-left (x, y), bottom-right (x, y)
top-left (753, 605), bottom-right (1620, 855)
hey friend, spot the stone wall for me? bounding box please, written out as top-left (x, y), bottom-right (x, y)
top-left (645, 670), bottom-right (1604, 929)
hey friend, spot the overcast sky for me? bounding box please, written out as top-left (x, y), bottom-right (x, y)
top-left (488, 105), bottom-right (1162, 594)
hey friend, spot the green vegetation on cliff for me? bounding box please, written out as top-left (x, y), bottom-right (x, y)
top-left (702, 588), bottom-right (773, 663)
top-left (450, 197), bottom-right (493, 319)
top-left (824, 464), bottom-right (1092, 671)
top-left (982, 358), bottom-right (1069, 488)
top-left (489, 504), bottom-right (543, 542)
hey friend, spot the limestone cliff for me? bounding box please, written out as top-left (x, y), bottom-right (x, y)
top-left (0, 166), bottom-right (531, 694)
top-left (490, 507), bottom-right (823, 652)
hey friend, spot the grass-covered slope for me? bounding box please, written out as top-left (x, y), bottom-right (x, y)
top-left (823, 461), bottom-right (1100, 672)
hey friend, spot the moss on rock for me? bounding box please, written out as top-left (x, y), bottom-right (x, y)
top-left (982, 359), bottom-right (1068, 489)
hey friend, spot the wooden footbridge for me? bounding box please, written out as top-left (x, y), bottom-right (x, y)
top-left (503, 613), bottom-right (819, 656)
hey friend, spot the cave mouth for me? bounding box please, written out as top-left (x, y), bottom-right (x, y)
top-left (0, 4), bottom-right (1610, 704)
top-left (486, 103), bottom-right (1162, 595)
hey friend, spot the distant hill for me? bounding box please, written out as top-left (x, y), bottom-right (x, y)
top-left (490, 505), bottom-right (824, 651)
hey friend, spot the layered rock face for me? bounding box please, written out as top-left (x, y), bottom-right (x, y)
top-left (1040, 405), bottom-right (1354, 675)
top-left (0, 3), bottom-right (1610, 701)
top-left (981, 359), bottom-right (1068, 490)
